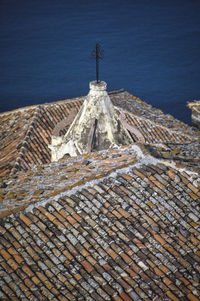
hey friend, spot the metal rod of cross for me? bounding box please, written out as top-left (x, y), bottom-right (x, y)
top-left (91, 43), bottom-right (104, 83)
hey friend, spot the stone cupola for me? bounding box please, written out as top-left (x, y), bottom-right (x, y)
top-left (49, 81), bottom-right (134, 161)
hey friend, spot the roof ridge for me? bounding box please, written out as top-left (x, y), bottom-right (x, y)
top-left (0, 144), bottom-right (150, 218)
top-left (115, 107), bottom-right (198, 140)
top-left (0, 96), bottom-right (85, 116)
top-left (0, 104), bottom-right (39, 116)
top-left (10, 105), bottom-right (43, 176)
top-left (42, 96), bottom-right (85, 107)
top-left (25, 148), bottom-right (158, 214)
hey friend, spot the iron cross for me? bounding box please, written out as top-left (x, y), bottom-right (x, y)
top-left (91, 43), bottom-right (104, 83)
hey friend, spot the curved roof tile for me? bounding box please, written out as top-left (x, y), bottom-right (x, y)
top-left (0, 90), bottom-right (199, 300)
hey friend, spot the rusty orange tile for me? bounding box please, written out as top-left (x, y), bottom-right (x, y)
top-left (118, 208), bottom-right (130, 218)
top-left (0, 249), bottom-right (11, 260)
top-left (167, 170), bottom-right (175, 180)
top-left (80, 248), bottom-right (89, 257)
top-left (44, 280), bottom-right (53, 290)
top-left (45, 211), bottom-right (56, 222)
top-left (154, 267), bottom-right (164, 277)
top-left (53, 211), bottom-right (65, 222)
top-left (120, 252), bottom-right (132, 264)
top-left (188, 183), bottom-right (199, 194)
top-left (57, 274), bottom-right (68, 285)
top-left (24, 278), bottom-right (34, 288)
top-left (126, 249), bottom-right (134, 257)
top-left (63, 279), bottom-right (74, 290)
top-left (134, 169), bottom-right (146, 179)
top-left (51, 288), bottom-right (60, 297)
top-left (82, 260), bottom-right (94, 273)
top-left (86, 256), bottom-right (97, 266)
top-left (36, 271), bottom-right (48, 283)
top-left (142, 214), bottom-right (155, 225)
top-left (72, 213), bottom-right (82, 222)
top-left (7, 258), bottom-right (18, 270)
top-left (12, 241), bottom-right (21, 249)
top-left (52, 248), bottom-right (61, 258)
top-left (74, 273), bottom-right (82, 281)
top-left (166, 246), bottom-right (179, 257)
top-left (154, 234), bottom-right (166, 246)
top-left (118, 278), bottom-right (132, 292)
top-left (106, 247), bottom-right (118, 259)
top-left (103, 263), bottom-right (112, 271)
top-left (0, 225), bottom-right (6, 234)
top-left (112, 210), bottom-right (122, 218)
top-left (66, 215), bottom-right (77, 225)
top-left (18, 282), bottom-right (29, 293)
top-left (110, 242), bottom-right (122, 254)
top-left (166, 291), bottom-right (180, 301)
top-left (187, 293), bottom-right (200, 301)
top-left (163, 277), bottom-right (171, 286)
top-left (22, 265), bottom-right (34, 277)
top-left (26, 246), bottom-right (39, 261)
top-left (129, 262), bottom-right (141, 274)
top-left (104, 201), bottom-right (110, 208)
top-left (149, 175), bottom-right (156, 182)
top-left (179, 277), bottom-right (190, 286)
top-left (189, 192), bottom-right (198, 200)
top-left (191, 236), bottom-right (199, 245)
top-left (52, 219), bottom-right (64, 228)
top-left (63, 249), bottom-right (73, 260)
top-left (83, 241), bottom-right (91, 251)
top-left (159, 264), bottom-right (169, 274)
top-left (120, 291), bottom-right (132, 301)
top-left (38, 231), bottom-right (49, 243)
top-left (8, 247), bottom-right (18, 255)
top-left (121, 173), bottom-right (133, 181)
top-left (59, 208), bottom-right (68, 218)
top-left (19, 213), bottom-right (32, 226)
top-left (14, 254), bottom-right (24, 264)
top-left (1, 261), bottom-right (13, 274)
top-left (59, 293), bottom-right (73, 301)
top-left (190, 221), bottom-right (198, 228)
top-left (86, 219), bottom-right (96, 227)
top-left (154, 180), bottom-right (165, 190)
top-left (126, 267), bottom-right (137, 278)
top-left (32, 276), bottom-right (40, 285)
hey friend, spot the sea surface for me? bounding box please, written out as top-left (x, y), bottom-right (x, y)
top-left (0, 0), bottom-right (200, 124)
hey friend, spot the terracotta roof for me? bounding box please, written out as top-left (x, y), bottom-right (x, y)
top-left (0, 143), bottom-right (199, 300)
top-left (0, 144), bottom-right (145, 218)
top-left (0, 90), bottom-right (200, 300)
top-left (0, 97), bottom-right (84, 177)
top-left (0, 91), bottom-right (198, 177)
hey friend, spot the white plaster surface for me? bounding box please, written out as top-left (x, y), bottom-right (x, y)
top-left (49, 81), bottom-right (133, 161)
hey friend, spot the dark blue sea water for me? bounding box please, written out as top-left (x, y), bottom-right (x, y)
top-left (0, 0), bottom-right (200, 124)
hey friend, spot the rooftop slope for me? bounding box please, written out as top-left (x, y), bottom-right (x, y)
top-left (0, 91), bottom-right (200, 301)
top-left (0, 145), bottom-right (144, 218)
top-left (0, 91), bottom-right (198, 177)
top-left (0, 97), bottom-right (84, 177)
top-left (0, 144), bottom-right (200, 301)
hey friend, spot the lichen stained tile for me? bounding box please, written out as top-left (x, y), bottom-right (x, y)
top-left (0, 143), bottom-right (199, 300)
top-left (0, 144), bottom-right (144, 218)
top-left (0, 97), bottom-right (84, 178)
top-left (0, 90), bottom-right (200, 300)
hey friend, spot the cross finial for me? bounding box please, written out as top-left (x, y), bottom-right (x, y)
top-left (91, 43), bottom-right (104, 83)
